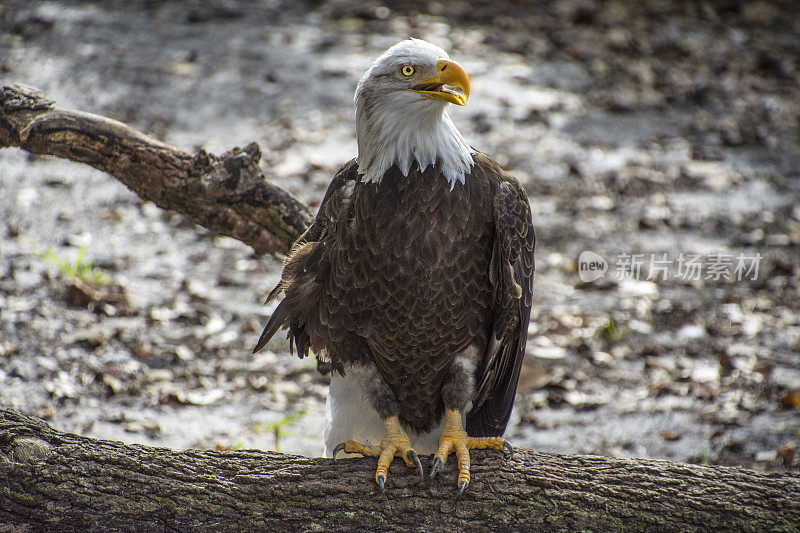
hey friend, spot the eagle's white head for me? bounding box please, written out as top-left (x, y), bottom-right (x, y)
top-left (355, 38), bottom-right (474, 187)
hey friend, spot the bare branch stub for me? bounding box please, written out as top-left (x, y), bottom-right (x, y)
top-left (0, 83), bottom-right (312, 255)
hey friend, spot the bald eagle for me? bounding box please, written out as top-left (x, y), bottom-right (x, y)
top-left (255, 38), bottom-right (534, 496)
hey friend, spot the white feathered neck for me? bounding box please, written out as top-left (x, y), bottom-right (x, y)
top-left (354, 59), bottom-right (474, 187)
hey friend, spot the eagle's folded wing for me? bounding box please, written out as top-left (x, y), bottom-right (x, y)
top-left (467, 173), bottom-right (535, 437)
top-left (253, 159), bottom-right (358, 354)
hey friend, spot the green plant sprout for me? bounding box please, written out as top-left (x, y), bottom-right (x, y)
top-left (600, 318), bottom-right (630, 345)
top-left (250, 411), bottom-right (307, 453)
top-left (38, 246), bottom-right (110, 286)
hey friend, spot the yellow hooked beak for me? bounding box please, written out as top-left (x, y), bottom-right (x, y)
top-left (410, 58), bottom-right (470, 106)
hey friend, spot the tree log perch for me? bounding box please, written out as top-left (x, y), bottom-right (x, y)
top-left (0, 84), bottom-right (312, 255)
top-left (0, 409), bottom-right (798, 532)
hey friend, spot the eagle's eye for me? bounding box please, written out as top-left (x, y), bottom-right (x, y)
top-left (400, 64), bottom-right (416, 77)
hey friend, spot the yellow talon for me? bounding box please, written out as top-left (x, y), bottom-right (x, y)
top-left (333, 416), bottom-right (423, 490)
top-left (430, 409), bottom-right (510, 497)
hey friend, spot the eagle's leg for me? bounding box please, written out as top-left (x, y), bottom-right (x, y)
top-left (430, 409), bottom-right (510, 496)
top-left (430, 353), bottom-right (513, 497)
top-left (333, 416), bottom-right (422, 491)
top-left (331, 364), bottom-right (422, 491)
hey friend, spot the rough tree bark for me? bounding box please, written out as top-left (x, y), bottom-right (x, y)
top-left (2, 85), bottom-right (800, 532)
top-left (0, 84), bottom-right (311, 256)
top-left (1, 409), bottom-right (798, 532)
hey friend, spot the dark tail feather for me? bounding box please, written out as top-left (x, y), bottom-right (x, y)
top-left (253, 300), bottom-right (288, 354)
top-left (466, 303), bottom-right (531, 437)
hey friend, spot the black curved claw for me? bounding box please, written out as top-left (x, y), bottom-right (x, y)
top-left (456, 480), bottom-right (468, 500)
top-left (503, 440), bottom-right (514, 459)
top-left (332, 442), bottom-right (346, 461)
top-left (377, 475), bottom-right (386, 493)
top-left (430, 456), bottom-right (442, 478)
top-left (406, 450), bottom-right (424, 480)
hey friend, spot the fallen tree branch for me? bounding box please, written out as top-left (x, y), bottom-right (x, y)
top-left (0, 84), bottom-right (312, 255)
top-left (1, 409), bottom-right (798, 532)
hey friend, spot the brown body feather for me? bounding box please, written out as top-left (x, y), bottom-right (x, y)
top-left (255, 153), bottom-right (534, 436)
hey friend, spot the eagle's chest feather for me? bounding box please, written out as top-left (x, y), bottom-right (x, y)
top-left (321, 166), bottom-right (495, 418)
